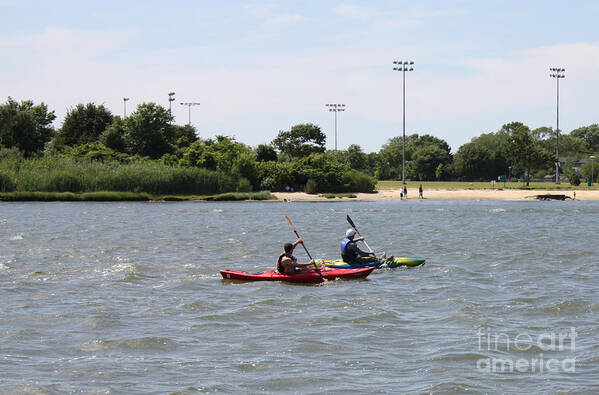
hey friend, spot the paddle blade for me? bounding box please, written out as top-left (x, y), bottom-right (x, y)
top-left (346, 215), bottom-right (356, 229)
top-left (285, 215), bottom-right (296, 232)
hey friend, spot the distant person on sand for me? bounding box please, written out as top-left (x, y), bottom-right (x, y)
top-left (276, 238), bottom-right (315, 274)
top-left (400, 189), bottom-right (404, 200)
top-left (403, 184), bottom-right (408, 200)
top-left (419, 184), bottom-right (423, 199)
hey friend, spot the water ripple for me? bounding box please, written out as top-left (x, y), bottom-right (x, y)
top-left (0, 200), bottom-right (597, 393)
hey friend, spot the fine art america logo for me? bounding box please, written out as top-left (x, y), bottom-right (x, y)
top-left (476, 328), bottom-right (576, 373)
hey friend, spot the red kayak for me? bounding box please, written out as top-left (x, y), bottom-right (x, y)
top-left (220, 267), bottom-right (374, 283)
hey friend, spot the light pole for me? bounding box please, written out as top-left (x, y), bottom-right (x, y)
top-left (393, 60), bottom-right (414, 184)
top-left (168, 92), bottom-right (176, 114)
top-left (325, 104), bottom-right (345, 150)
top-left (508, 166), bottom-right (512, 185)
top-left (180, 102), bottom-right (201, 125)
top-left (591, 155), bottom-right (596, 186)
top-left (123, 97), bottom-right (129, 118)
top-left (550, 67), bottom-right (565, 184)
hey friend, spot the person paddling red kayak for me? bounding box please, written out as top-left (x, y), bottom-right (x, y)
top-left (277, 238), bottom-right (318, 274)
top-left (220, 216), bottom-right (375, 283)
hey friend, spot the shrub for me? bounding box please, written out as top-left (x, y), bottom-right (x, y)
top-left (205, 191), bottom-right (275, 201)
top-left (46, 172), bottom-right (84, 192)
top-left (0, 172), bottom-right (16, 192)
top-left (236, 177), bottom-right (252, 192)
top-left (569, 173), bottom-right (581, 186)
top-left (343, 170), bottom-right (377, 192)
top-left (259, 176), bottom-right (275, 191)
top-left (305, 178), bottom-right (318, 194)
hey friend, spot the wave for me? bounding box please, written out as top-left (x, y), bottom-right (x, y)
top-left (236, 362), bottom-right (279, 372)
top-left (433, 352), bottom-right (490, 362)
top-left (102, 263), bottom-right (154, 283)
top-left (539, 299), bottom-right (594, 314)
top-left (77, 337), bottom-right (176, 352)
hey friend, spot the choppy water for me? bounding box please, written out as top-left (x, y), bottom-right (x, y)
top-left (1, 200), bottom-right (598, 394)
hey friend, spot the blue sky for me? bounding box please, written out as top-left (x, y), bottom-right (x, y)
top-left (1, 1), bottom-right (598, 153)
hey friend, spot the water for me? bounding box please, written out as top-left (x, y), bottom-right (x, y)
top-left (1, 201), bottom-right (598, 394)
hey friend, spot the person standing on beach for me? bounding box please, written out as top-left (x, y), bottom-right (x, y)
top-left (418, 184), bottom-right (423, 199)
top-left (403, 184), bottom-right (408, 200)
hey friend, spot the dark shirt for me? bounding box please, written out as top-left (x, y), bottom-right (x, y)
top-left (340, 237), bottom-right (370, 262)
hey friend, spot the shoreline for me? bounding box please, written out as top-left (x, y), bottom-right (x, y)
top-left (273, 189), bottom-right (599, 202)
top-left (2, 189), bottom-right (598, 202)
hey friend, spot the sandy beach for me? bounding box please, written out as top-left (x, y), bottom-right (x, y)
top-left (273, 188), bottom-right (599, 202)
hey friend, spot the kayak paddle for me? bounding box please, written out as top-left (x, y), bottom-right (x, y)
top-left (285, 215), bottom-right (324, 277)
top-left (346, 214), bottom-right (374, 253)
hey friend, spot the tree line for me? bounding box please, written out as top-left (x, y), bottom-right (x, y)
top-left (1, 97), bottom-right (598, 194)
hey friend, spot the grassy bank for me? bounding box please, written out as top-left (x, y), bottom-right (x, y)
top-left (0, 191), bottom-right (276, 202)
top-left (0, 156), bottom-right (240, 195)
top-left (376, 180), bottom-right (597, 190)
top-left (319, 193), bottom-right (357, 199)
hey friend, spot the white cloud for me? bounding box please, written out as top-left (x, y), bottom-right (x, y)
top-left (0, 26), bottom-right (138, 56)
top-left (243, 3), bottom-right (308, 26)
top-left (332, 4), bottom-right (373, 19)
top-left (263, 13), bottom-right (308, 26)
top-left (331, 4), bottom-right (468, 30)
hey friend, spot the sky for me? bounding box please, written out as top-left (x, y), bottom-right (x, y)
top-left (1, 0), bottom-right (598, 153)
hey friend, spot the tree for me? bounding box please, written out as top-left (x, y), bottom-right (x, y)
top-left (377, 136), bottom-right (403, 180)
top-left (453, 132), bottom-right (509, 181)
top-left (123, 103), bottom-right (175, 158)
top-left (406, 134), bottom-right (451, 156)
top-left (0, 97), bottom-right (55, 156)
top-left (531, 126), bottom-right (554, 141)
top-left (454, 142), bottom-right (493, 180)
top-left (377, 134), bottom-right (452, 180)
top-left (61, 142), bottom-right (129, 162)
top-left (173, 124), bottom-right (198, 150)
top-left (54, 103), bottom-right (113, 147)
top-left (256, 144), bottom-right (278, 162)
top-left (364, 152), bottom-right (379, 176)
top-left (570, 124), bottom-right (599, 153)
top-left (554, 134), bottom-right (587, 157)
top-left (503, 125), bottom-right (552, 186)
top-left (271, 123), bottom-right (326, 158)
top-left (99, 116), bottom-right (127, 153)
top-left (580, 159), bottom-right (597, 183)
top-left (411, 145), bottom-right (451, 181)
top-left (180, 135), bottom-right (253, 172)
top-left (499, 121), bottom-right (526, 136)
top-left (345, 144), bottom-right (367, 171)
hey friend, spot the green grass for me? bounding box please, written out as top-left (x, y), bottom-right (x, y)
top-left (320, 193), bottom-right (357, 199)
top-left (0, 191), bottom-right (152, 201)
top-left (202, 191), bottom-right (276, 201)
top-left (376, 180), bottom-right (597, 191)
top-left (0, 191), bottom-right (276, 202)
top-left (0, 156), bottom-right (238, 195)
